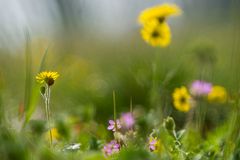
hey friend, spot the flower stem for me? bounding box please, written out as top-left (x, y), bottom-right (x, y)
top-left (150, 50), bottom-right (163, 123)
top-left (113, 90), bottom-right (116, 122)
top-left (112, 90), bottom-right (119, 135)
top-left (196, 100), bottom-right (206, 136)
top-left (45, 85), bottom-right (53, 147)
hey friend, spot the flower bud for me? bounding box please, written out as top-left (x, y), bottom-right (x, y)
top-left (40, 86), bottom-right (46, 95)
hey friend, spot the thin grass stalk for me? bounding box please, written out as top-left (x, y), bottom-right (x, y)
top-left (112, 90), bottom-right (118, 134)
top-left (130, 97), bottom-right (133, 131)
top-left (113, 90), bottom-right (120, 144)
top-left (0, 91), bottom-right (4, 126)
top-left (184, 107), bottom-right (194, 129)
top-left (23, 30), bottom-right (32, 128)
top-left (113, 91), bottom-right (116, 122)
top-left (130, 97), bottom-right (133, 114)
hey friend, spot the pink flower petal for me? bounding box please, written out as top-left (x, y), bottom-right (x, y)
top-left (107, 125), bottom-right (114, 130)
top-left (109, 120), bottom-right (115, 124)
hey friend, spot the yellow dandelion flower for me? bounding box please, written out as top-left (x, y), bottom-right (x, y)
top-left (141, 20), bottom-right (171, 47)
top-left (36, 71), bottom-right (59, 86)
top-left (45, 128), bottom-right (60, 142)
top-left (207, 85), bottom-right (227, 103)
top-left (138, 3), bottom-right (182, 25)
top-left (172, 86), bottom-right (191, 112)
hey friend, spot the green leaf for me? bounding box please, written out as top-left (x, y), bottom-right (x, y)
top-left (176, 129), bottom-right (186, 140)
top-left (22, 43), bottom-right (50, 128)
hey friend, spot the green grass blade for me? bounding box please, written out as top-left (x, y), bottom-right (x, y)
top-left (22, 43), bottom-right (50, 128)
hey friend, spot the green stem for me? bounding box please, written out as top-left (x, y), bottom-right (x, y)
top-left (196, 100), bottom-right (206, 134)
top-left (184, 107), bottom-right (194, 129)
top-left (112, 90), bottom-right (119, 138)
top-left (150, 51), bottom-right (163, 123)
top-left (45, 85), bottom-right (53, 147)
top-left (113, 90), bottom-right (116, 122)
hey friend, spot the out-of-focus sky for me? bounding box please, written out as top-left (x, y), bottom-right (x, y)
top-left (0, 0), bottom-right (182, 50)
top-left (0, 0), bottom-right (237, 50)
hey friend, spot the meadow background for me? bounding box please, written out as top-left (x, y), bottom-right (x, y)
top-left (0, 0), bottom-right (240, 159)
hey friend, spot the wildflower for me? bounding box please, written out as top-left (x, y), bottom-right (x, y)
top-left (172, 86), bottom-right (191, 112)
top-left (138, 3), bottom-right (182, 25)
top-left (36, 71), bottom-right (59, 86)
top-left (120, 112), bottom-right (135, 129)
top-left (107, 119), bottom-right (121, 132)
top-left (148, 137), bottom-right (162, 153)
top-left (45, 128), bottom-right (60, 142)
top-left (207, 85), bottom-right (227, 103)
top-left (63, 143), bottom-right (81, 152)
top-left (190, 80), bottom-right (212, 97)
top-left (103, 140), bottom-right (120, 157)
top-left (141, 20), bottom-right (171, 47)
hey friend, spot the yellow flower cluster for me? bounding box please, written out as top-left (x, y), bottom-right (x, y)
top-left (172, 86), bottom-right (191, 112)
top-left (207, 85), bottom-right (227, 103)
top-left (36, 71), bottom-right (59, 86)
top-left (172, 85), bottom-right (227, 113)
top-left (138, 4), bottom-right (182, 47)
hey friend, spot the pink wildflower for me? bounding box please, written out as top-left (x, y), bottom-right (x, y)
top-left (103, 140), bottom-right (120, 157)
top-left (107, 119), bottom-right (121, 132)
top-left (120, 112), bottom-right (135, 129)
top-left (190, 80), bottom-right (212, 96)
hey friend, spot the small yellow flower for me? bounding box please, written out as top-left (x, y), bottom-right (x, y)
top-left (141, 20), bottom-right (171, 47)
top-left (149, 137), bottom-right (163, 153)
top-left (36, 71), bottom-right (59, 86)
top-left (138, 3), bottom-right (182, 25)
top-left (45, 128), bottom-right (60, 142)
top-left (207, 86), bottom-right (227, 103)
top-left (172, 86), bottom-right (191, 112)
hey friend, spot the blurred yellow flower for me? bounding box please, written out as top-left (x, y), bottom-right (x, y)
top-left (207, 86), bottom-right (227, 103)
top-left (149, 137), bottom-right (163, 153)
top-left (172, 86), bottom-right (191, 112)
top-left (141, 20), bottom-right (171, 47)
top-left (45, 128), bottom-right (60, 142)
top-left (36, 71), bottom-right (59, 86)
top-left (138, 3), bottom-right (182, 25)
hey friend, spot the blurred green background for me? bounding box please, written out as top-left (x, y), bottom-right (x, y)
top-left (0, 0), bottom-right (239, 130)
